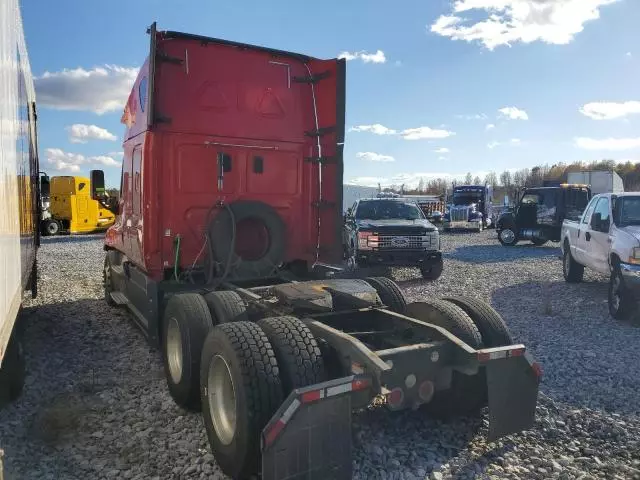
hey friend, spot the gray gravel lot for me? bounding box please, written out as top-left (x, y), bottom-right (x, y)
top-left (1, 231), bottom-right (639, 480)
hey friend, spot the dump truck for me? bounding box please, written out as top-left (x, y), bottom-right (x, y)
top-left (40, 172), bottom-right (117, 236)
top-left (0, 0), bottom-right (40, 410)
top-left (103, 23), bottom-right (541, 480)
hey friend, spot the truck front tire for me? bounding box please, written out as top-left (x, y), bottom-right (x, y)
top-left (420, 259), bottom-right (444, 281)
top-left (162, 293), bottom-right (214, 411)
top-left (498, 228), bottom-right (518, 246)
top-left (200, 322), bottom-right (283, 479)
top-left (609, 265), bottom-right (635, 321)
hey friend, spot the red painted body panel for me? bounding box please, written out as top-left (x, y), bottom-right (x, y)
top-left (105, 27), bottom-right (345, 281)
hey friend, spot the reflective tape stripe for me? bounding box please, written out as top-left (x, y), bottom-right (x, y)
top-left (326, 382), bottom-right (352, 397)
top-left (477, 347), bottom-right (525, 362)
top-left (281, 398), bottom-right (301, 423)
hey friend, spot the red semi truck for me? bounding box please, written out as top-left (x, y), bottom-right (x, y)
top-left (104, 23), bottom-right (541, 480)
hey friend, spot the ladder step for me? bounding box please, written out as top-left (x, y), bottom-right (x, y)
top-left (110, 292), bottom-right (129, 306)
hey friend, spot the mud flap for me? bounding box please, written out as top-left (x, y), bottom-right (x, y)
top-left (485, 353), bottom-right (541, 441)
top-left (261, 375), bottom-right (370, 480)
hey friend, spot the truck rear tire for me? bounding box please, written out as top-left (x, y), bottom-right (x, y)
top-left (563, 243), bottom-right (584, 283)
top-left (162, 293), bottom-right (214, 411)
top-left (0, 329), bottom-right (25, 408)
top-left (364, 277), bottom-right (407, 314)
top-left (532, 239), bottom-right (548, 246)
top-left (204, 291), bottom-right (248, 324)
top-left (609, 265), bottom-right (635, 321)
top-left (257, 316), bottom-right (326, 394)
top-left (441, 296), bottom-right (513, 347)
top-left (406, 300), bottom-right (487, 417)
top-left (200, 322), bottom-right (283, 480)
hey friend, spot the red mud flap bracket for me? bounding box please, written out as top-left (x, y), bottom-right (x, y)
top-left (261, 375), bottom-right (371, 480)
top-left (477, 345), bottom-right (542, 441)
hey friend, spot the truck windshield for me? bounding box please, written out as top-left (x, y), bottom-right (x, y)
top-left (453, 193), bottom-right (483, 206)
top-left (355, 200), bottom-right (424, 220)
top-left (618, 196), bottom-right (640, 226)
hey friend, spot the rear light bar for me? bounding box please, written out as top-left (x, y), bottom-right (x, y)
top-left (477, 345), bottom-right (542, 379)
top-left (262, 376), bottom-right (371, 448)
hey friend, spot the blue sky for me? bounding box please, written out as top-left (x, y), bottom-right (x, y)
top-left (22, 0), bottom-right (640, 189)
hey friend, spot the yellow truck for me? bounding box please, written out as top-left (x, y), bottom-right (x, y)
top-left (40, 170), bottom-right (117, 236)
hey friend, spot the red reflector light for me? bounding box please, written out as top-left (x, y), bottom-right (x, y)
top-left (532, 362), bottom-right (543, 379)
top-left (418, 380), bottom-right (435, 403)
top-left (301, 389), bottom-right (322, 404)
top-left (264, 419), bottom-right (285, 447)
top-left (352, 378), bottom-right (370, 391)
top-left (386, 387), bottom-right (404, 408)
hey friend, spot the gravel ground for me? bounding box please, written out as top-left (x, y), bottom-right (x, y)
top-left (1, 231), bottom-right (640, 480)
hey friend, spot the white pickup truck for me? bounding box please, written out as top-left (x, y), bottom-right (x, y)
top-left (561, 193), bottom-right (640, 320)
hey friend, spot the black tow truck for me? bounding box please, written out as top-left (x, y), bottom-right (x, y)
top-left (496, 184), bottom-right (591, 246)
top-left (343, 197), bottom-right (444, 279)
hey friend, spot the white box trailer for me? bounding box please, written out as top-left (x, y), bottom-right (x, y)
top-left (567, 170), bottom-right (624, 195)
top-left (0, 0), bottom-right (40, 410)
top-left (342, 184), bottom-right (378, 212)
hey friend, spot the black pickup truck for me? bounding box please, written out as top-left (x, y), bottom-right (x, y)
top-left (496, 184), bottom-right (591, 246)
top-left (343, 198), bottom-right (443, 279)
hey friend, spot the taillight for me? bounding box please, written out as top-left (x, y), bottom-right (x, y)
top-left (357, 232), bottom-right (378, 250)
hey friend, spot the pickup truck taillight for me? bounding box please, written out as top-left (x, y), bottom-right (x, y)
top-left (358, 232), bottom-right (378, 250)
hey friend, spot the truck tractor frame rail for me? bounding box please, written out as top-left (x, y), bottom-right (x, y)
top-left (207, 276), bottom-right (541, 479)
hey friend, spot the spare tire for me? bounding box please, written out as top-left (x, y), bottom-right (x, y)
top-left (209, 201), bottom-right (286, 279)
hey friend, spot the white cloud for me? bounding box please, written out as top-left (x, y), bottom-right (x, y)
top-left (349, 124), bottom-right (397, 135)
top-left (434, 147), bottom-right (450, 153)
top-left (488, 138), bottom-right (522, 149)
top-left (430, 0), bottom-right (618, 50)
top-left (108, 151), bottom-right (125, 158)
top-left (349, 170), bottom-right (492, 188)
top-left (349, 123), bottom-right (454, 140)
top-left (67, 124), bottom-right (117, 144)
top-left (574, 137), bottom-right (640, 151)
top-left (35, 65), bottom-right (139, 114)
top-left (338, 50), bottom-right (386, 64)
top-left (626, 52), bottom-right (632, 57)
top-left (486, 123), bottom-right (496, 130)
top-left (400, 126), bottom-right (455, 140)
top-left (46, 148), bottom-right (122, 172)
top-left (499, 106), bottom-right (529, 120)
top-left (580, 101), bottom-right (640, 120)
top-left (356, 152), bottom-right (395, 162)
top-left (456, 113), bottom-right (488, 120)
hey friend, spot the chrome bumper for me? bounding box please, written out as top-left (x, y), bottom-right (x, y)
top-left (445, 220), bottom-right (482, 229)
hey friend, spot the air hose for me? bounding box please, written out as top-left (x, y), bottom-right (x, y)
top-left (173, 234), bottom-right (181, 282)
top-left (206, 201), bottom-right (238, 287)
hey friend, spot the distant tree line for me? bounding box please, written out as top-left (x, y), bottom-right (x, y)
top-left (384, 160), bottom-right (640, 202)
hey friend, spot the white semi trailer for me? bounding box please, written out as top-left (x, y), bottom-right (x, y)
top-left (0, 0), bottom-right (40, 410)
top-left (567, 170), bottom-right (624, 195)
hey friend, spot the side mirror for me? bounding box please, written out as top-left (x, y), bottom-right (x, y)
top-left (90, 169), bottom-right (105, 200)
